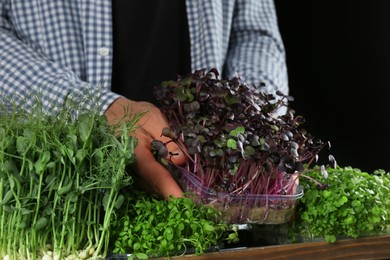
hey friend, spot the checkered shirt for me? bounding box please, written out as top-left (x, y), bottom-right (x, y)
top-left (0, 0), bottom-right (288, 114)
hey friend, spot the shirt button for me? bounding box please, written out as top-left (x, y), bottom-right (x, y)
top-left (98, 47), bottom-right (110, 57)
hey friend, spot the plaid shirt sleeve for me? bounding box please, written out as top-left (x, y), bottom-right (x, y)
top-left (226, 0), bottom-right (289, 96)
top-left (187, 0), bottom-right (288, 96)
top-left (0, 1), bottom-right (120, 114)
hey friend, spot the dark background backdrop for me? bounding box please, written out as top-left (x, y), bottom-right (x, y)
top-left (274, 1), bottom-right (390, 172)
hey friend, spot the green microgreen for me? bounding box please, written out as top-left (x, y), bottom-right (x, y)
top-left (111, 190), bottom-right (238, 258)
top-left (291, 166), bottom-right (390, 242)
top-left (0, 90), bottom-right (140, 259)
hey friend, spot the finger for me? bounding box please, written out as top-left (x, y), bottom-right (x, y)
top-left (143, 127), bottom-right (187, 166)
top-left (134, 137), bottom-right (184, 198)
top-left (136, 107), bottom-right (187, 166)
top-left (164, 139), bottom-right (187, 165)
top-left (118, 99), bottom-right (186, 169)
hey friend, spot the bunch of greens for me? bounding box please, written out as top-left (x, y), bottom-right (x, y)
top-left (153, 68), bottom-right (331, 197)
top-left (0, 93), bottom-right (138, 259)
top-left (111, 190), bottom-right (238, 259)
top-left (291, 166), bottom-right (390, 243)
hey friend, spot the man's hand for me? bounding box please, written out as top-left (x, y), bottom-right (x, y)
top-left (105, 97), bottom-right (186, 198)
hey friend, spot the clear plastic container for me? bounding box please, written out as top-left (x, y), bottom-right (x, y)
top-left (177, 170), bottom-right (304, 224)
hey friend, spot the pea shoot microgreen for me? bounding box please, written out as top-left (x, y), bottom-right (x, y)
top-left (0, 91), bottom-right (140, 259)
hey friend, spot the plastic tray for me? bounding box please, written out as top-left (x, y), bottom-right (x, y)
top-left (177, 170), bottom-right (304, 224)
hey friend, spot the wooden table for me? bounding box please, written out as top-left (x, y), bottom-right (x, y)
top-left (172, 235), bottom-right (390, 260)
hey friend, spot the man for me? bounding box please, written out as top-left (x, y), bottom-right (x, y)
top-left (0, 0), bottom-right (288, 198)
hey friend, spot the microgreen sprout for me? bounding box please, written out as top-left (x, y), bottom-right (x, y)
top-left (111, 190), bottom-right (238, 258)
top-left (291, 166), bottom-right (390, 243)
top-left (153, 69), bottom-right (335, 199)
top-left (0, 90), bottom-right (139, 259)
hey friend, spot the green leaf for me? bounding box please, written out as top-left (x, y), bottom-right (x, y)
top-left (46, 162), bottom-right (55, 168)
top-left (16, 136), bottom-right (29, 155)
top-left (209, 148), bottom-right (223, 157)
top-left (3, 160), bottom-right (19, 175)
top-left (271, 125), bottom-right (279, 132)
top-left (224, 94), bottom-right (241, 106)
top-left (102, 193), bottom-right (110, 211)
top-left (58, 180), bottom-right (73, 195)
top-left (76, 148), bottom-right (87, 163)
top-left (67, 134), bottom-right (78, 149)
top-left (133, 242), bottom-right (141, 250)
top-left (68, 192), bottom-right (79, 203)
top-left (227, 139), bottom-right (237, 149)
top-left (322, 190), bottom-right (332, 199)
top-left (93, 149), bottom-right (104, 165)
top-left (177, 222), bottom-right (185, 231)
top-left (351, 200), bottom-right (361, 207)
top-left (34, 160), bottom-right (44, 174)
top-left (34, 151), bottom-right (51, 174)
top-left (228, 232), bottom-right (239, 243)
top-left (229, 163), bottom-right (239, 175)
top-left (185, 89), bottom-right (195, 102)
top-left (161, 239), bottom-right (167, 248)
top-left (229, 126), bottom-right (245, 137)
top-left (78, 118), bottom-right (90, 142)
top-left (325, 235), bottom-right (337, 243)
top-left (2, 205), bottom-right (14, 213)
top-left (213, 139), bottom-right (225, 148)
top-left (336, 196), bottom-right (348, 207)
top-left (244, 146), bottom-right (255, 156)
top-left (165, 231), bottom-right (174, 241)
top-left (0, 190), bottom-right (13, 205)
top-left (203, 222), bottom-right (215, 232)
top-left (134, 224), bottom-right (142, 232)
top-left (174, 86), bottom-right (194, 102)
top-left (161, 80), bottom-right (176, 87)
top-left (115, 194), bottom-right (125, 209)
top-left (135, 253), bottom-right (149, 259)
top-left (34, 217), bottom-right (48, 230)
top-left (21, 208), bottom-right (34, 215)
top-left (9, 178), bottom-right (15, 190)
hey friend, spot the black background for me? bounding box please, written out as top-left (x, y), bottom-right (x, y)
top-left (274, 1), bottom-right (390, 172)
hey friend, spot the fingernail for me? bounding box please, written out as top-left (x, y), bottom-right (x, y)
top-left (170, 149), bottom-right (186, 165)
